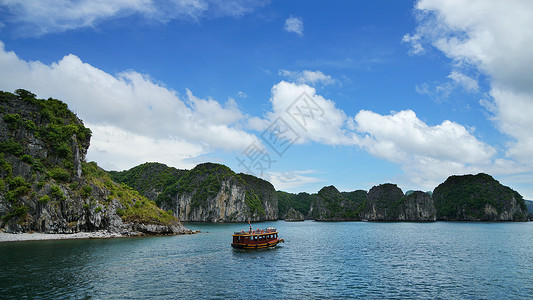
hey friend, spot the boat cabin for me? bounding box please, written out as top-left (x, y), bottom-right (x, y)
top-left (231, 227), bottom-right (283, 249)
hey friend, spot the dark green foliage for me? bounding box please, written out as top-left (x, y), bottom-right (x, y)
top-left (0, 90), bottom-right (92, 181)
top-left (4, 176), bottom-right (31, 202)
top-left (115, 161), bottom-right (274, 219)
top-left (0, 90), bottom-right (180, 230)
top-left (15, 89), bottom-right (36, 100)
top-left (2, 204), bottom-right (29, 222)
top-left (0, 139), bottom-right (24, 156)
top-left (109, 162), bottom-right (186, 203)
top-left (0, 154), bottom-right (13, 177)
top-left (82, 161), bottom-right (107, 177)
top-left (47, 167), bottom-right (71, 182)
top-left (525, 200), bottom-right (533, 215)
top-left (309, 186), bottom-right (367, 220)
top-left (23, 119), bottom-right (36, 131)
top-left (277, 191), bottom-right (313, 217)
top-left (69, 182), bottom-right (79, 190)
top-left (245, 192), bottom-right (265, 215)
top-left (433, 173), bottom-right (527, 221)
top-left (39, 195), bottom-right (50, 204)
top-left (3, 113), bottom-right (21, 129)
top-left (50, 185), bottom-right (65, 200)
top-left (80, 185), bottom-right (92, 197)
top-left (21, 154), bottom-right (34, 165)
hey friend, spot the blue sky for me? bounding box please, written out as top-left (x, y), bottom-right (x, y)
top-left (1, 0), bottom-right (533, 198)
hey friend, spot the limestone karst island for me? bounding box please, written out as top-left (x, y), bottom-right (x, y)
top-left (1, 90), bottom-right (531, 237)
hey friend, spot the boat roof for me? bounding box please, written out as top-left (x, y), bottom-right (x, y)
top-left (232, 228), bottom-right (278, 236)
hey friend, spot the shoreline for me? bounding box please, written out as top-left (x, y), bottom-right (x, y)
top-left (0, 229), bottom-right (201, 243)
top-left (0, 231), bottom-right (127, 243)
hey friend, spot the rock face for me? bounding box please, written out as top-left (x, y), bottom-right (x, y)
top-left (291, 184), bottom-right (435, 222)
top-left (277, 191), bottom-right (313, 220)
top-left (398, 191), bottom-right (436, 221)
top-left (309, 186), bottom-right (364, 221)
top-left (284, 207), bottom-right (304, 221)
top-left (282, 173), bottom-right (527, 222)
top-left (433, 173), bottom-right (528, 221)
top-left (0, 90), bottom-right (190, 234)
top-left (109, 162), bottom-right (186, 202)
top-left (117, 162), bottom-right (278, 222)
top-left (362, 184), bottom-right (405, 221)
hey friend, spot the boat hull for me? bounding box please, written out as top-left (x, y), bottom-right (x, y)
top-left (231, 239), bottom-right (283, 249)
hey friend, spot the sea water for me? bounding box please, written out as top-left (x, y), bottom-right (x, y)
top-left (1, 221), bottom-right (533, 299)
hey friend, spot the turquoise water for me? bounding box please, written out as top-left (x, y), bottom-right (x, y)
top-left (1, 221), bottom-right (533, 299)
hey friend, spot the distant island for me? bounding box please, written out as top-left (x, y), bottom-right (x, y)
top-left (0, 90), bottom-right (530, 235)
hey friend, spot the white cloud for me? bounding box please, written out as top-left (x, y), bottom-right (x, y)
top-left (0, 0), bottom-right (267, 36)
top-left (260, 81), bottom-right (354, 146)
top-left (252, 77), bottom-right (498, 190)
top-left (405, 0), bottom-right (533, 195)
top-left (353, 109), bottom-right (496, 189)
top-left (279, 69), bottom-right (336, 86)
top-left (447, 71), bottom-right (479, 93)
top-left (87, 123), bottom-right (204, 170)
top-left (266, 170), bottom-right (325, 192)
top-left (0, 41), bottom-right (257, 170)
top-left (284, 16), bottom-right (303, 36)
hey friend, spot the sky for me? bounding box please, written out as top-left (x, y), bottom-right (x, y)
top-left (1, 0), bottom-right (533, 198)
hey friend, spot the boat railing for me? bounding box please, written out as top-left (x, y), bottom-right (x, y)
top-left (233, 228), bottom-right (277, 235)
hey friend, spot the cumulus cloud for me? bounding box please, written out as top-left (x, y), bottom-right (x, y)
top-left (266, 170), bottom-right (325, 192)
top-left (353, 109), bottom-right (496, 188)
top-left (279, 69), bottom-right (336, 86)
top-left (258, 81), bottom-right (353, 146)
top-left (284, 16), bottom-right (303, 36)
top-left (253, 78), bottom-right (497, 189)
top-left (405, 0), bottom-right (533, 175)
top-left (0, 41), bottom-right (257, 170)
top-left (0, 0), bottom-right (267, 36)
top-left (447, 71), bottom-right (479, 93)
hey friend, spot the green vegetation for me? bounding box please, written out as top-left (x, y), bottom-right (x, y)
top-left (109, 162), bottom-right (185, 202)
top-left (39, 195), bottom-right (51, 204)
top-left (0, 90), bottom-right (179, 230)
top-left (0, 90), bottom-right (92, 183)
top-left (0, 139), bottom-right (24, 156)
top-left (83, 161), bottom-right (179, 225)
top-left (2, 204), bottom-right (29, 222)
top-left (113, 162), bottom-right (274, 218)
top-left (277, 191), bottom-right (313, 217)
top-left (47, 167), bottom-right (71, 182)
top-left (433, 173), bottom-right (527, 220)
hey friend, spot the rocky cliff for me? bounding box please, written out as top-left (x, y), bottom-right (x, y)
top-left (308, 186), bottom-right (364, 221)
top-left (115, 162), bottom-right (278, 222)
top-left (280, 173), bottom-right (527, 222)
top-left (0, 89), bottom-right (190, 234)
top-left (109, 162), bottom-right (186, 202)
top-left (277, 191), bottom-right (313, 220)
top-left (397, 191), bottom-right (436, 221)
top-left (433, 173), bottom-right (528, 221)
top-left (284, 207), bottom-right (304, 221)
top-left (362, 184), bottom-right (436, 221)
top-left (286, 184), bottom-right (435, 222)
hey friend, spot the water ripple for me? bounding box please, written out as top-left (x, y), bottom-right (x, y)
top-left (1, 222), bottom-right (533, 299)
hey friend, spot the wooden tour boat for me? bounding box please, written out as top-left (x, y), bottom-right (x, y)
top-left (231, 226), bottom-right (284, 249)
